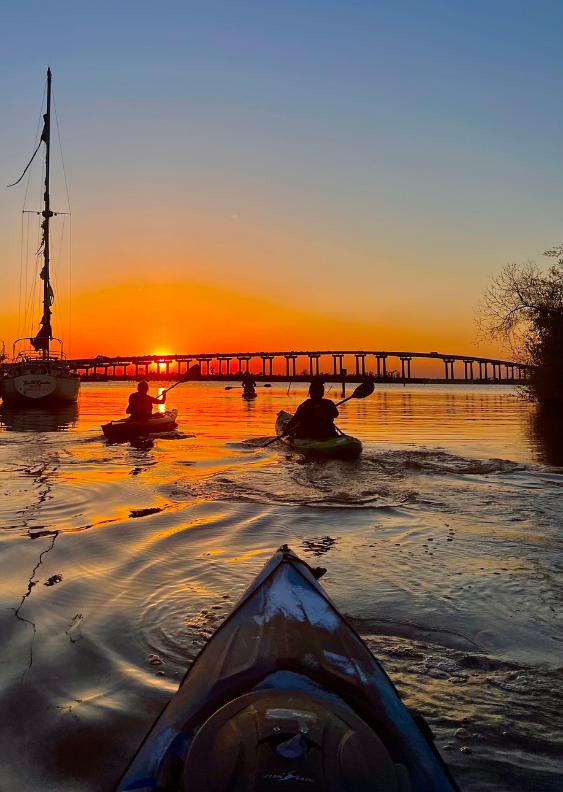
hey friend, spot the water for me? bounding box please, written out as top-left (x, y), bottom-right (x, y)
top-left (0, 382), bottom-right (561, 791)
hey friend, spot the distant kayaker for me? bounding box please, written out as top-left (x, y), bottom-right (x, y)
top-left (126, 381), bottom-right (165, 421)
top-left (241, 373), bottom-right (257, 394)
top-left (284, 381), bottom-right (338, 439)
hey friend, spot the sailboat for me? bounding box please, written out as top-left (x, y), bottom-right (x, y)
top-left (0, 69), bottom-right (80, 406)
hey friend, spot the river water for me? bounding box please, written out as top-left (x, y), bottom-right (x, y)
top-left (0, 382), bottom-right (561, 791)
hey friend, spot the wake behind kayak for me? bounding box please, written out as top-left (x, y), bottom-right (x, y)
top-left (114, 545), bottom-right (459, 792)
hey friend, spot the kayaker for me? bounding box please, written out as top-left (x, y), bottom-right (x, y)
top-left (126, 381), bottom-right (165, 420)
top-left (284, 380), bottom-right (338, 439)
top-left (241, 373), bottom-right (257, 395)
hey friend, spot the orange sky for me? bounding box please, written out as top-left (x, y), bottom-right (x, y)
top-left (0, 279), bottom-right (503, 377)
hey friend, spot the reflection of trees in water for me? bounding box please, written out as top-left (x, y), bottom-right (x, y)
top-left (528, 406), bottom-right (563, 467)
top-left (0, 404), bottom-right (79, 432)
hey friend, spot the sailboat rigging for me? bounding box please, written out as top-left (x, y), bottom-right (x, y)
top-left (0, 69), bottom-right (80, 405)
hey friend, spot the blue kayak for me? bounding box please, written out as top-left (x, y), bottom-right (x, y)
top-left (114, 546), bottom-right (460, 792)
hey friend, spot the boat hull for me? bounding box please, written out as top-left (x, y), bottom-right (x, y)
top-left (114, 546), bottom-right (459, 792)
top-left (0, 374), bottom-right (80, 405)
top-left (102, 409), bottom-right (178, 442)
top-left (275, 410), bottom-right (362, 458)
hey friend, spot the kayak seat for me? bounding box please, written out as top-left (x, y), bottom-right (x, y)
top-left (155, 752), bottom-right (183, 791)
top-left (182, 689), bottom-right (413, 791)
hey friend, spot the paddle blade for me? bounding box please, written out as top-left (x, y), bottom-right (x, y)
top-left (264, 383), bottom-right (272, 387)
top-left (351, 380), bottom-right (375, 399)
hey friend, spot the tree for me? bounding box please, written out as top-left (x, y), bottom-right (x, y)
top-left (477, 245), bottom-right (563, 404)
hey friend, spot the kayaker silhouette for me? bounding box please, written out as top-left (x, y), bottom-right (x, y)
top-left (126, 381), bottom-right (165, 420)
top-left (284, 380), bottom-right (338, 439)
top-left (241, 373), bottom-right (257, 394)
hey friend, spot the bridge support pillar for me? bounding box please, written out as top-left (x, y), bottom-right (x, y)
top-left (308, 354), bottom-right (320, 377)
top-left (260, 356), bottom-right (274, 376)
top-left (217, 357), bottom-right (230, 376)
top-left (463, 360), bottom-right (474, 380)
top-left (400, 357), bottom-right (412, 380)
top-left (355, 354), bottom-right (366, 376)
top-left (197, 357), bottom-right (213, 376)
top-left (332, 354), bottom-right (344, 377)
top-left (285, 355), bottom-right (297, 378)
top-left (444, 359), bottom-right (455, 380)
top-left (237, 356), bottom-right (251, 374)
top-left (375, 356), bottom-right (387, 378)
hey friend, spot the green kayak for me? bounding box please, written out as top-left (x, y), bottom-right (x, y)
top-left (275, 410), bottom-right (362, 459)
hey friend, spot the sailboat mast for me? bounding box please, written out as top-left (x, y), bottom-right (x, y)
top-left (42, 67), bottom-right (53, 359)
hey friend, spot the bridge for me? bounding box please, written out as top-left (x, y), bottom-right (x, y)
top-left (58, 350), bottom-right (531, 383)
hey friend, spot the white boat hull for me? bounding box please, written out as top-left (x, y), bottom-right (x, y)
top-left (1, 374), bottom-right (80, 405)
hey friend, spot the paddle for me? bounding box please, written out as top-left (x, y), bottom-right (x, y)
top-left (333, 379), bottom-right (374, 407)
top-left (161, 371), bottom-right (191, 396)
top-left (261, 380), bottom-right (375, 448)
top-left (225, 384), bottom-right (271, 390)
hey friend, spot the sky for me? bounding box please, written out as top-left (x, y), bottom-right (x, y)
top-left (1, 0), bottom-right (562, 364)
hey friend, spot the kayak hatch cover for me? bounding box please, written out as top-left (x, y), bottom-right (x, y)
top-left (114, 545), bottom-right (460, 792)
top-left (275, 410), bottom-right (362, 459)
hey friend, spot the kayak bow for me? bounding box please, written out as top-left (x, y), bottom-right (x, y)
top-left (102, 409), bottom-right (178, 442)
top-left (115, 545), bottom-right (459, 792)
top-left (275, 410), bottom-right (362, 459)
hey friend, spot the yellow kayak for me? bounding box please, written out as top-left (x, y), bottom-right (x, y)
top-left (275, 410), bottom-right (362, 459)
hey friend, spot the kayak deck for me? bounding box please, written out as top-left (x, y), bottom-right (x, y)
top-left (102, 409), bottom-right (178, 440)
top-left (115, 545), bottom-right (459, 792)
top-left (275, 410), bottom-right (362, 458)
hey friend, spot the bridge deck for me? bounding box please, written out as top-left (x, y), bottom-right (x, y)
top-left (1, 348), bottom-right (526, 383)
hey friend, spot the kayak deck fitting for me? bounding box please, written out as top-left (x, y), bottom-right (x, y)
top-left (275, 410), bottom-right (362, 459)
top-left (102, 409), bottom-right (178, 441)
top-left (114, 545), bottom-right (459, 792)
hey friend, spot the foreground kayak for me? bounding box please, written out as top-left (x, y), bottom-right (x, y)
top-left (242, 391), bottom-right (257, 399)
top-left (115, 545), bottom-right (459, 792)
top-left (275, 410), bottom-right (362, 459)
top-left (102, 409), bottom-right (178, 442)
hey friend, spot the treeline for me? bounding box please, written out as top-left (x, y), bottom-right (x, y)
top-left (478, 244), bottom-right (563, 406)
